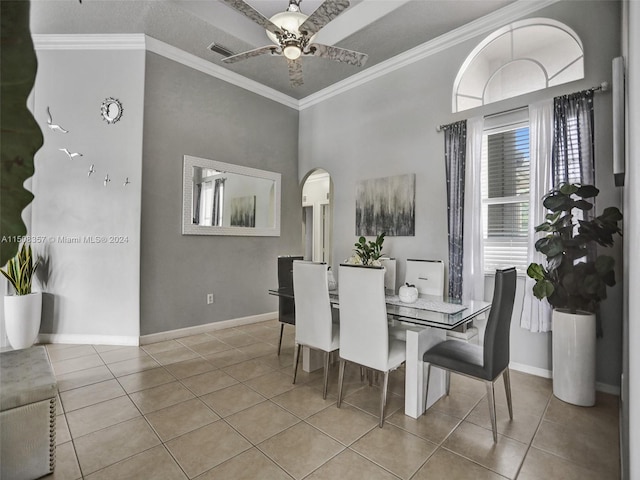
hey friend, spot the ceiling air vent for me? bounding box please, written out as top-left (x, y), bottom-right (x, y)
top-left (208, 43), bottom-right (234, 57)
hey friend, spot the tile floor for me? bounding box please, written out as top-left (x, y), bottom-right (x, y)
top-left (38, 319), bottom-right (620, 479)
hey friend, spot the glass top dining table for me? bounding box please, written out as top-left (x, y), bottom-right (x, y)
top-left (269, 286), bottom-right (491, 418)
top-left (268, 287), bottom-right (491, 331)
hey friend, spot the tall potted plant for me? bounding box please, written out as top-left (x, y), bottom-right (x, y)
top-left (1, 244), bottom-right (42, 349)
top-left (527, 183), bottom-right (622, 406)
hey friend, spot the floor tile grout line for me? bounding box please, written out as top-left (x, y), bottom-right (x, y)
top-left (420, 385), bottom-right (522, 479)
top-left (39, 329), bottom-right (617, 480)
top-left (521, 392), bottom-right (620, 479)
top-left (53, 334), bottom-right (294, 477)
top-left (512, 391), bottom-right (553, 479)
top-left (81, 362), bottom-right (187, 478)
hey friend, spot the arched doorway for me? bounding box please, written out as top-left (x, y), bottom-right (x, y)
top-left (301, 169), bottom-right (333, 265)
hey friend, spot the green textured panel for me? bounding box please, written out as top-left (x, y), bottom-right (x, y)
top-left (0, 0), bottom-right (44, 266)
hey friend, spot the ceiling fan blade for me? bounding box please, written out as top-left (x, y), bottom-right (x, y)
top-left (299, 0), bottom-right (350, 37)
top-left (307, 43), bottom-right (368, 67)
top-left (287, 58), bottom-right (304, 87)
top-left (222, 45), bottom-right (280, 64)
top-left (220, 0), bottom-right (283, 36)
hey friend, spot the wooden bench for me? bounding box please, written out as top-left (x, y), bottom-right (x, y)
top-left (1, 346), bottom-right (58, 480)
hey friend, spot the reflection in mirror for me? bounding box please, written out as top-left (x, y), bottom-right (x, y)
top-left (183, 155), bottom-right (281, 236)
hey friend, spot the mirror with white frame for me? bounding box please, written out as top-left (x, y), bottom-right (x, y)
top-left (182, 155), bottom-right (281, 236)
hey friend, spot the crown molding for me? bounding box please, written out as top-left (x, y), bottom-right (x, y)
top-left (298, 0), bottom-right (561, 110)
top-left (31, 33), bottom-right (299, 110)
top-left (32, 33), bottom-right (146, 50)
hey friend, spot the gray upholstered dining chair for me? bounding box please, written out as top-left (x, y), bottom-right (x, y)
top-left (422, 267), bottom-right (517, 442)
top-left (337, 264), bottom-right (406, 427)
top-left (292, 261), bottom-right (340, 399)
top-left (277, 255), bottom-right (303, 355)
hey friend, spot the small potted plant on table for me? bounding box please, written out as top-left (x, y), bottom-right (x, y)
top-left (527, 183), bottom-right (622, 406)
top-left (347, 232), bottom-right (386, 266)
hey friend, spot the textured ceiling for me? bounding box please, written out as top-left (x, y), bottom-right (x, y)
top-left (30, 0), bottom-right (515, 100)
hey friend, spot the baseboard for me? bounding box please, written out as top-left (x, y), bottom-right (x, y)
top-left (38, 333), bottom-right (139, 346)
top-left (509, 362), bottom-right (621, 395)
top-left (139, 312), bottom-right (278, 345)
top-left (509, 362), bottom-right (552, 379)
top-left (595, 382), bottom-right (621, 396)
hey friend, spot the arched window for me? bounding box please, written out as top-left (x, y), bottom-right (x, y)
top-left (453, 18), bottom-right (584, 112)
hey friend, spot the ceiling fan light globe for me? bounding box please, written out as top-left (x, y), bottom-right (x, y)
top-left (266, 11), bottom-right (315, 44)
top-left (283, 45), bottom-right (302, 60)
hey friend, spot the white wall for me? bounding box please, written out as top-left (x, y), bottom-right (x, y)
top-left (27, 48), bottom-right (145, 344)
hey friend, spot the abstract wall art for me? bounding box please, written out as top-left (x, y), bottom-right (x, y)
top-left (355, 173), bottom-right (415, 236)
top-left (230, 195), bottom-right (256, 227)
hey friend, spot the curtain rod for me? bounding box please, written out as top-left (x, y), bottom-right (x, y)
top-left (436, 81), bottom-right (609, 132)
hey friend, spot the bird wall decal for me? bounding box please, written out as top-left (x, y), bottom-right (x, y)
top-left (123, 177), bottom-right (131, 186)
top-left (88, 164), bottom-right (95, 177)
top-left (59, 148), bottom-right (83, 160)
top-left (47, 107), bottom-right (69, 133)
top-left (104, 174), bottom-right (111, 186)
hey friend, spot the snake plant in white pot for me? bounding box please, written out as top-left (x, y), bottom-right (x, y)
top-left (527, 183), bottom-right (622, 406)
top-left (1, 244), bottom-right (42, 349)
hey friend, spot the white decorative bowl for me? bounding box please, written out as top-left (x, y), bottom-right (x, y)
top-left (399, 284), bottom-right (418, 303)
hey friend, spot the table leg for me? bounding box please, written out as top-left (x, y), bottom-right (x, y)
top-left (302, 347), bottom-right (324, 373)
top-left (405, 327), bottom-right (446, 418)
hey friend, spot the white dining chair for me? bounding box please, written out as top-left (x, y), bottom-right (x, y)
top-left (405, 259), bottom-right (445, 296)
top-left (379, 257), bottom-right (397, 293)
top-left (292, 261), bottom-right (340, 399)
top-left (337, 264), bottom-right (406, 427)
top-left (404, 259), bottom-right (478, 344)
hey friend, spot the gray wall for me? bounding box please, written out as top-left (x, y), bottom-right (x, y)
top-left (139, 53), bottom-right (300, 336)
top-left (299, 1), bottom-right (623, 387)
top-left (28, 48), bottom-right (146, 341)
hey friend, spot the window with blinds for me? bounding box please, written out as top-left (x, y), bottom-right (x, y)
top-left (481, 121), bottom-right (530, 273)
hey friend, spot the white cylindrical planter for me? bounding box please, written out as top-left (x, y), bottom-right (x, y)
top-left (552, 308), bottom-right (596, 406)
top-left (4, 292), bottom-right (42, 350)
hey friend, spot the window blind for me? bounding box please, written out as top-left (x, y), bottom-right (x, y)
top-left (482, 125), bottom-right (530, 273)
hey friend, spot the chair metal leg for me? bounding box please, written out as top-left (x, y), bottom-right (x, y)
top-left (337, 359), bottom-right (346, 408)
top-left (292, 343), bottom-right (301, 384)
top-left (379, 371), bottom-right (389, 428)
top-left (503, 369), bottom-right (513, 420)
top-left (486, 381), bottom-right (498, 443)
top-left (445, 370), bottom-right (451, 396)
top-left (322, 351), bottom-right (330, 400)
top-left (277, 323), bottom-right (285, 355)
top-left (360, 366), bottom-right (365, 382)
top-left (423, 363), bottom-right (432, 414)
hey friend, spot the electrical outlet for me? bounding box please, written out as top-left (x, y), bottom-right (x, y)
top-left (207, 293), bottom-right (214, 304)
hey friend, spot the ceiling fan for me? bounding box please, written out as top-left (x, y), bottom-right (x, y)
top-left (220, 0), bottom-right (368, 86)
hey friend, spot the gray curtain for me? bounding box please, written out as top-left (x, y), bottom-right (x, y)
top-left (212, 178), bottom-right (225, 226)
top-left (552, 90), bottom-right (599, 332)
top-left (552, 89), bottom-right (596, 250)
top-left (444, 120), bottom-right (467, 300)
top-left (193, 184), bottom-right (202, 224)
top-left (552, 89), bottom-right (595, 187)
